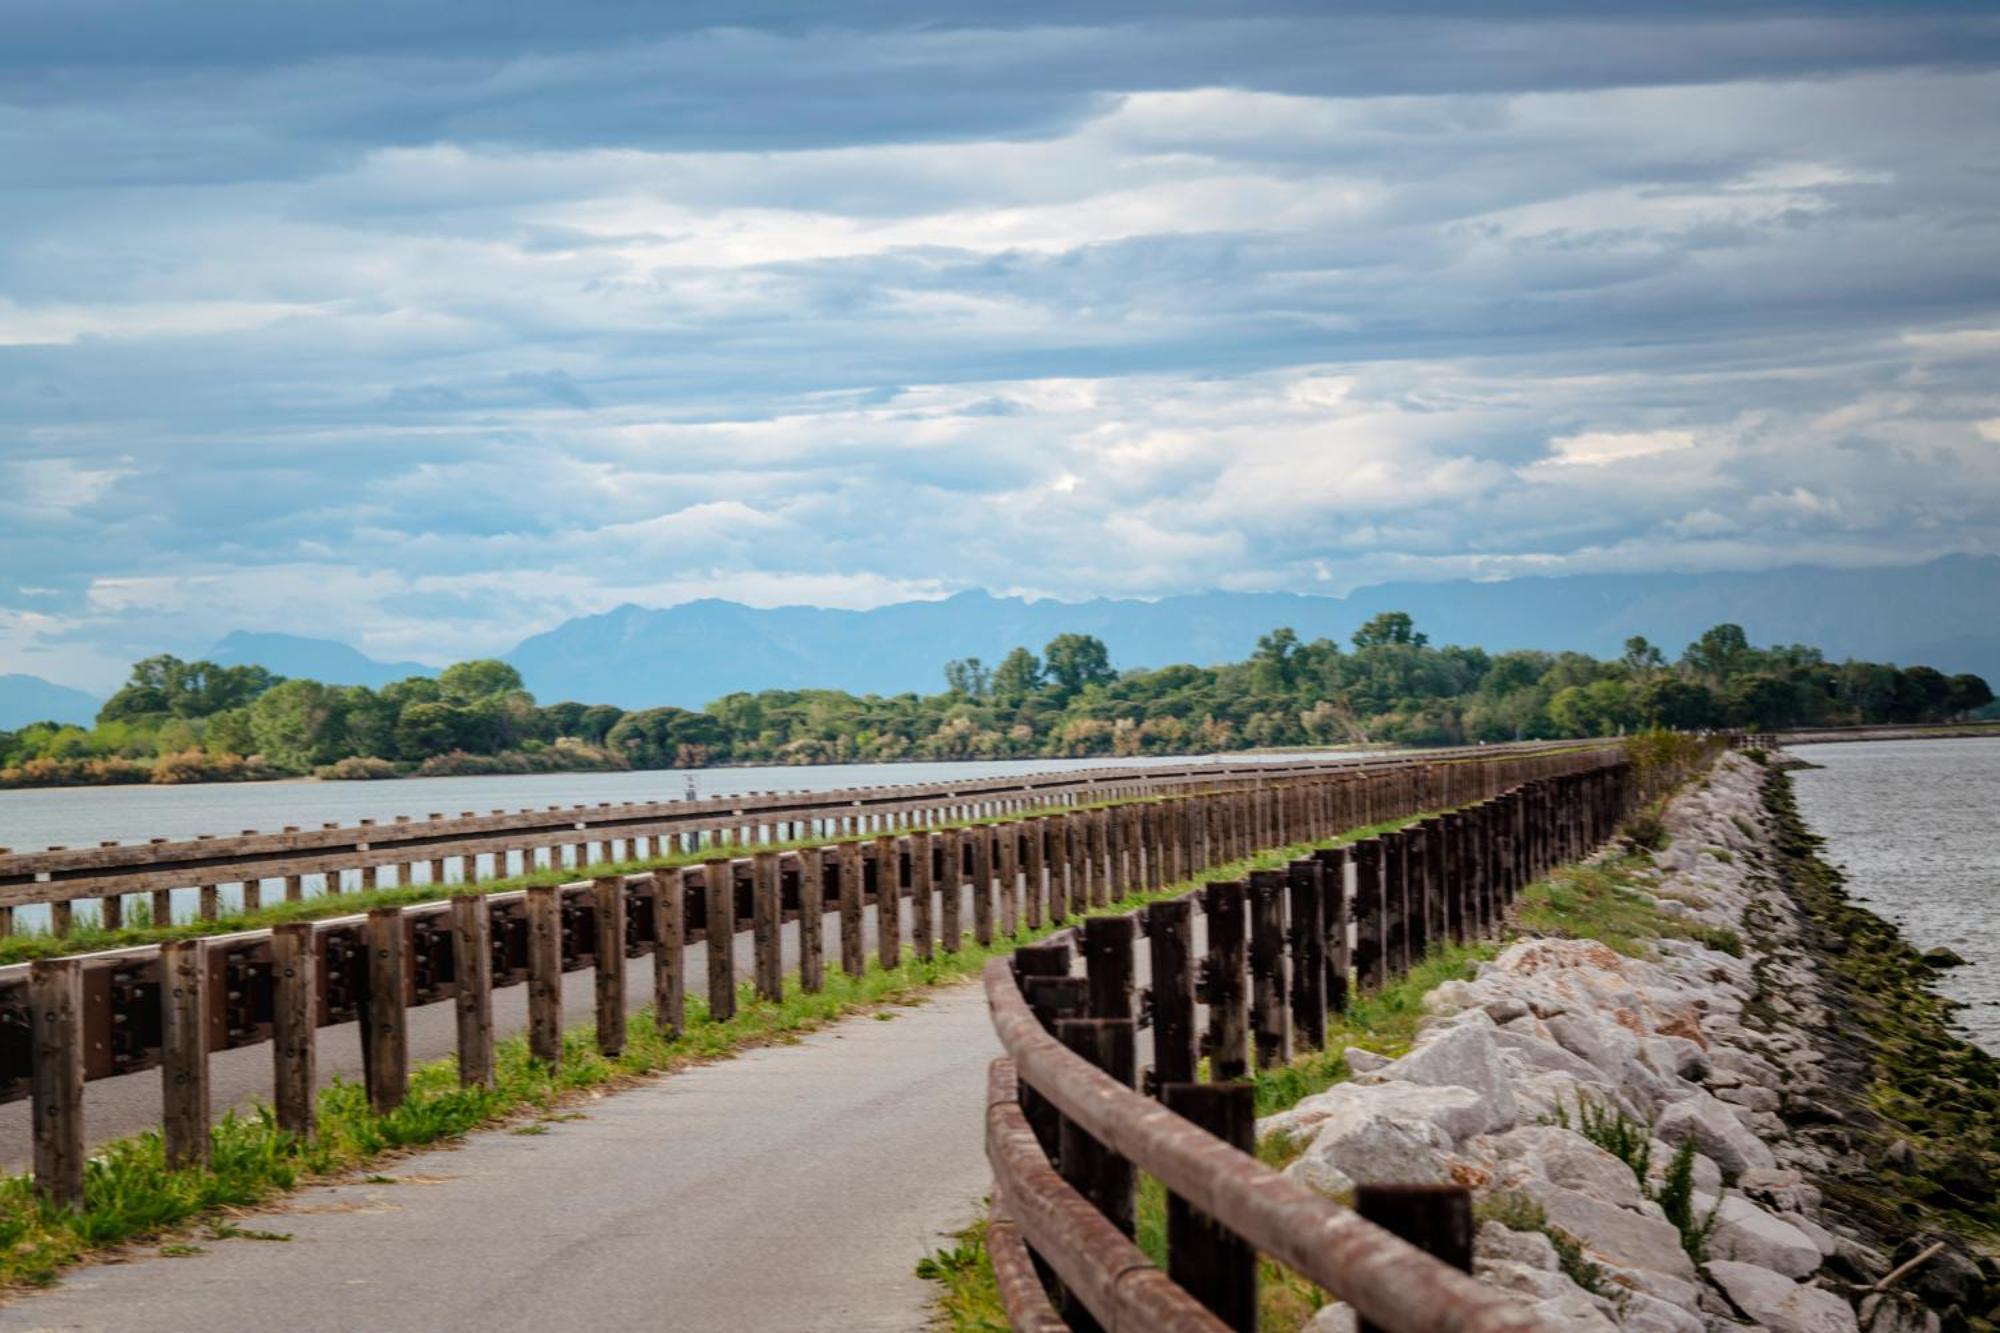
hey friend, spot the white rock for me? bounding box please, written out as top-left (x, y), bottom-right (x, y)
top-left (1379, 1021), bottom-right (1520, 1135)
top-left (1488, 1126), bottom-right (1647, 1210)
top-left (1262, 1079), bottom-right (1493, 1148)
top-left (1475, 1221), bottom-right (1559, 1271)
top-left (1521, 1179), bottom-right (1697, 1280)
top-left (1303, 1302), bottom-right (1356, 1333)
top-left (1281, 1096), bottom-right (1455, 1191)
top-left (1705, 1260), bottom-right (1858, 1333)
top-left (1620, 1289), bottom-right (1707, 1333)
top-left (1656, 1091), bottom-right (1777, 1178)
top-left (1704, 1193), bottom-right (1821, 1278)
top-left (1342, 1047), bottom-right (1389, 1074)
top-left (1490, 1027), bottom-right (1605, 1082)
top-left (1857, 1292), bottom-right (1941, 1333)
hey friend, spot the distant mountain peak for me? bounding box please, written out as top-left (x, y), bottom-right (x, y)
top-left (208, 632), bottom-right (435, 689)
top-left (499, 557), bottom-right (2000, 710)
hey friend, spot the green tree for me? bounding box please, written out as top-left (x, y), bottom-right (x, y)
top-left (942, 657), bottom-right (991, 699)
top-left (1682, 624), bottom-right (1752, 682)
top-left (1250, 627), bottom-right (1300, 693)
top-left (1351, 612), bottom-right (1426, 650)
top-left (1044, 633), bottom-right (1116, 695)
top-left (438, 659), bottom-right (526, 702)
top-left (989, 647), bottom-right (1044, 706)
top-left (248, 679), bottom-right (345, 771)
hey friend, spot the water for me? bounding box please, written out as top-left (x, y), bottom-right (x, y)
top-left (1789, 737), bottom-right (2000, 1052)
top-left (0, 748), bottom-right (1377, 930)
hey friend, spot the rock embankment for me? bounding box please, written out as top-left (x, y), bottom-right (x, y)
top-left (1270, 752), bottom-right (1997, 1333)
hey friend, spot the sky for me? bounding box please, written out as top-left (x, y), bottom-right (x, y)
top-left (4, 1), bottom-right (1999, 692)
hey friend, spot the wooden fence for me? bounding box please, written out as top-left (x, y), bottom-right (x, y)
top-left (980, 746), bottom-right (1696, 1332)
top-left (2, 742), bottom-right (1623, 1205)
top-left (0, 744), bottom-right (1594, 937)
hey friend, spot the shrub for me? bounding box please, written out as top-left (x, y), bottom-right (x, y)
top-left (318, 756), bottom-right (401, 781)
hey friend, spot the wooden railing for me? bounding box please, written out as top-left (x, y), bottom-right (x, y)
top-left (0, 743), bottom-right (1593, 936)
top-left (1, 742), bottom-right (1621, 1205)
top-left (980, 746), bottom-right (1682, 1331)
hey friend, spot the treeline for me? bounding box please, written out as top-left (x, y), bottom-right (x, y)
top-left (0, 616), bottom-right (1991, 788)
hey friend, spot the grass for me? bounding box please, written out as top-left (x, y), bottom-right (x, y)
top-left (0, 814), bottom-right (1409, 1295)
top-left (923, 779), bottom-right (1753, 1331)
top-left (0, 796), bottom-right (1138, 965)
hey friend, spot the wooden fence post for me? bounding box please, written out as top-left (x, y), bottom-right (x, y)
top-left (365, 906), bottom-right (408, 1114)
top-left (706, 859), bottom-right (739, 1016)
top-left (1316, 847), bottom-right (1352, 1016)
top-left (654, 870), bottom-right (686, 1036)
top-left (754, 851), bottom-right (784, 1000)
top-left (873, 836), bottom-right (901, 970)
top-left (998, 823), bottom-right (1020, 938)
top-left (795, 849), bottom-right (825, 990)
top-left (939, 827), bottom-right (963, 952)
top-left (908, 832), bottom-right (934, 962)
top-left (271, 922), bottom-right (318, 1133)
top-left (593, 877), bottom-right (626, 1056)
top-left (837, 841), bottom-right (865, 977)
top-left (1145, 898), bottom-right (1197, 1092)
top-left (1248, 870), bottom-right (1290, 1068)
top-left (160, 939), bottom-right (209, 1168)
top-left (1354, 1184), bottom-right (1474, 1333)
top-left (1287, 858), bottom-right (1327, 1051)
top-left (1056, 1017), bottom-right (1137, 1241)
top-left (29, 957), bottom-right (84, 1204)
top-left (449, 895), bottom-right (494, 1088)
top-left (970, 825), bottom-right (995, 946)
top-left (526, 883), bottom-right (563, 1066)
top-left (1164, 1082), bottom-right (1258, 1332)
top-left (1200, 881), bottom-right (1249, 1081)
top-left (1082, 915), bottom-right (1135, 1020)
top-left (1023, 820), bottom-right (1045, 930)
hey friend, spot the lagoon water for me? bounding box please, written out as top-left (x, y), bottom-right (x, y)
top-left (0, 748), bottom-right (1376, 930)
top-left (1789, 737), bottom-right (2000, 1052)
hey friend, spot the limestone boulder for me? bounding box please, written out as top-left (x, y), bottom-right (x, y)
top-left (1487, 1125), bottom-right (1647, 1210)
top-left (1520, 1178), bottom-right (1696, 1280)
top-left (1703, 1192), bottom-right (1822, 1278)
top-left (1262, 1079), bottom-right (1492, 1148)
top-left (1656, 1090), bottom-right (1777, 1178)
top-left (1377, 1021), bottom-right (1520, 1136)
top-left (1705, 1261), bottom-right (1858, 1333)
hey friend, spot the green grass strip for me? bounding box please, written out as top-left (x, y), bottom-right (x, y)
top-left (923, 801), bottom-right (1720, 1331)
top-left (0, 811), bottom-right (1428, 1294)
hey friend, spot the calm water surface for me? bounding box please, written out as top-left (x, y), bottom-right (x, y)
top-left (0, 749), bottom-right (1374, 929)
top-left (1789, 737), bottom-right (2000, 1052)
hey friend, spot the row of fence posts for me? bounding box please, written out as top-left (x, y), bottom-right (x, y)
top-left (9, 784), bottom-right (1135, 939)
top-left (19, 750), bottom-right (1611, 1204)
top-left (1003, 762), bottom-right (1631, 1331)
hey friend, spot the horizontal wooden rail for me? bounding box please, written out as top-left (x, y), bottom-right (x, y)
top-left (0, 743), bottom-right (1593, 923)
top-left (979, 739), bottom-right (1731, 1331)
top-left (0, 741), bottom-right (1632, 1207)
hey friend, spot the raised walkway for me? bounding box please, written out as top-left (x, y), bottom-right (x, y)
top-left (0, 983), bottom-right (997, 1333)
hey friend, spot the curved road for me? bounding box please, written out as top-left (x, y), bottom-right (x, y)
top-left (0, 982), bottom-right (998, 1333)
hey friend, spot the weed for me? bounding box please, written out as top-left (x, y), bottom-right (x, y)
top-left (1654, 1140), bottom-right (1720, 1265)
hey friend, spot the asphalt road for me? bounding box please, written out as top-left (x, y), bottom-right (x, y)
top-left (0, 893), bottom-right (965, 1172)
top-left (0, 982), bottom-right (1000, 1333)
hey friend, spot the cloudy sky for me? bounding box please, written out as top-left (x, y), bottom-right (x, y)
top-left (5, 1), bottom-right (1999, 691)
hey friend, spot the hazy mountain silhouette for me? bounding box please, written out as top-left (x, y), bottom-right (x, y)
top-left (0, 674), bottom-right (103, 730)
top-left (502, 556), bottom-right (2000, 708)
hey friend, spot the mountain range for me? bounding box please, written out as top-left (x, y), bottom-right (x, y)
top-left (503, 556), bottom-right (2000, 708)
top-left (2, 557), bottom-right (1994, 725)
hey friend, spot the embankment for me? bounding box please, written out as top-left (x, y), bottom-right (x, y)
top-left (1265, 751), bottom-right (1998, 1333)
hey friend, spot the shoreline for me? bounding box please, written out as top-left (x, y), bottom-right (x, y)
top-left (1270, 749), bottom-right (2000, 1333)
top-left (923, 747), bottom-right (2000, 1331)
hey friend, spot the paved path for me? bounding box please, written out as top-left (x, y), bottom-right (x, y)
top-left (0, 897), bottom-right (940, 1170)
top-left (0, 983), bottom-right (998, 1333)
